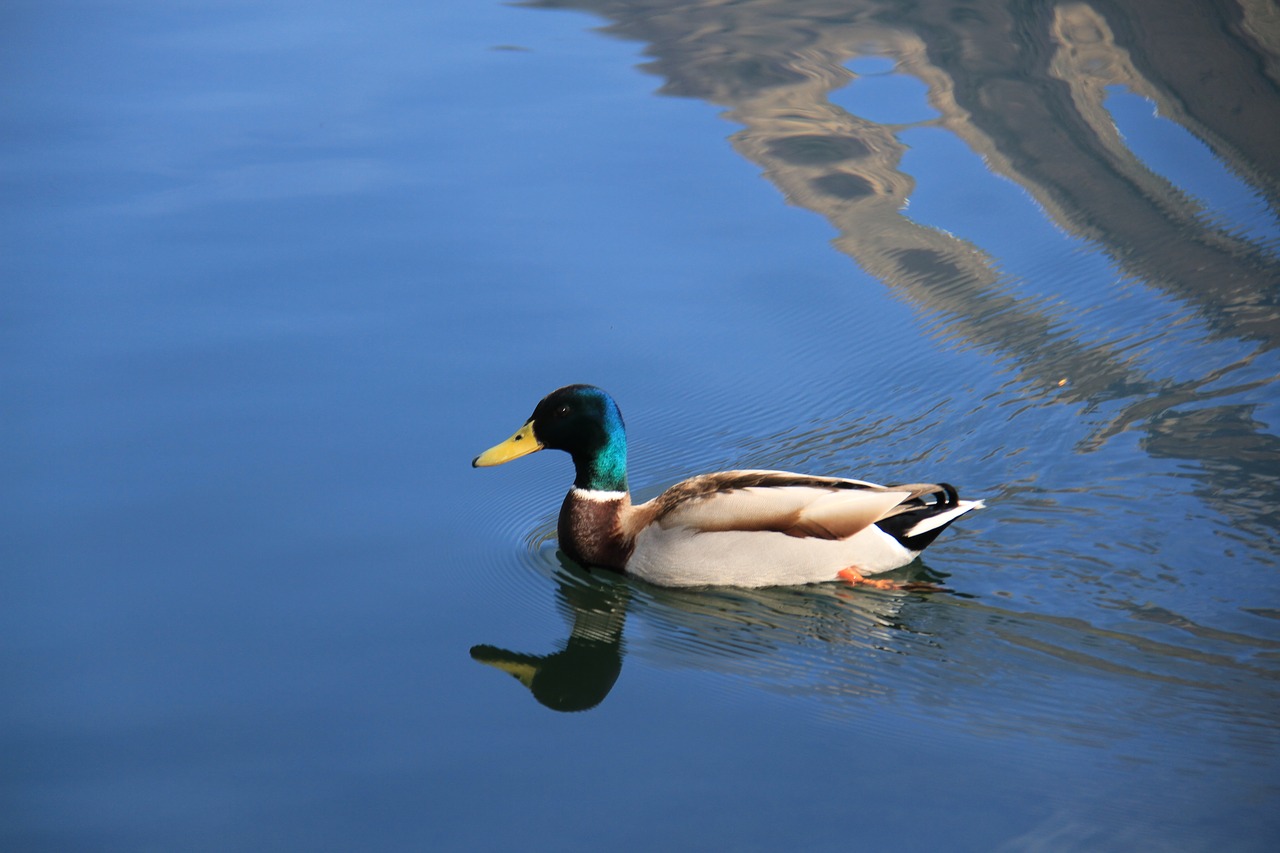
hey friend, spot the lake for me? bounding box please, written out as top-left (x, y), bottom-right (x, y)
top-left (4, 1), bottom-right (1279, 850)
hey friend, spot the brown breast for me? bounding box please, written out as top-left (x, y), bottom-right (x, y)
top-left (558, 490), bottom-right (634, 571)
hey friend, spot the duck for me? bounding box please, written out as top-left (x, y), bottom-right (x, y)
top-left (472, 385), bottom-right (983, 589)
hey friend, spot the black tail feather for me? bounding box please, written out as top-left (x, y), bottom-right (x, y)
top-left (875, 482), bottom-right (965, 551)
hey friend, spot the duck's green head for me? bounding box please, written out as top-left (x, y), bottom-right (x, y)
top-left (472, 384), bottom-right (629, 492)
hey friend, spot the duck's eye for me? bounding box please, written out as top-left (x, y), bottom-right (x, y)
top-left (554, 405), bottom-right (571, 418)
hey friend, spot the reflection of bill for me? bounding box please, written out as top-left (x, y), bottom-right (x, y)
top-left (471, 565), bottom-right (628, 713)
top-left (470, 638), bottom-right (623, 714)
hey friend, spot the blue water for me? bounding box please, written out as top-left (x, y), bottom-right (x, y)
top-left (5, 1), bottom-right (1280, 850)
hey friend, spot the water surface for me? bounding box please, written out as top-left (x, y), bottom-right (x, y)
top-left (4, 1), bottom-right (1279, 850)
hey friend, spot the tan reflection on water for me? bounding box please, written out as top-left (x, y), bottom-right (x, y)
top-left (524, 0), bottom-right (1280, 534)
top-left (527, 0), bottom-right (1278, 342)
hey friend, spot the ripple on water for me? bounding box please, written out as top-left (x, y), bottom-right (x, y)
top-left (629, 581), bottom-right (939, 702)
top-left (467, 367), bottom-right (1280, 763)
top-left (473, 480), bottom-right (1280, 771)
top-left (458, 475), bottom-right (566, 610)
top-left (620, 578), bottom-right (1280, 758)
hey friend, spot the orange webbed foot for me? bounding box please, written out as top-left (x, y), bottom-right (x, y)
top-left (837, 568), bottom-right (898, 590)
top-left (837, 567), bottom-right (948, 592)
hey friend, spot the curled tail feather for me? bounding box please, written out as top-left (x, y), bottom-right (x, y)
top-left (875, 482), bottom-right (983, 550)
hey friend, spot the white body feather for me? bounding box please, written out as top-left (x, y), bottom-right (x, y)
top-left (623, 480), bottom-right (983, 588)
top-left (627, 522), bottom-right (916, 587)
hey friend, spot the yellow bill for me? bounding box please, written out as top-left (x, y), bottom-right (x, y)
top-left (470, 644), bottom-right (541, 689)
top-left (472, 421), bottom-right (543, 467)
top-left (478, 657), bottom-right (538, 688)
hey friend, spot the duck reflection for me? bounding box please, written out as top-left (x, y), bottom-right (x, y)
top-left (471, 564), bottom-right (628, 712)
top-left (471, 553), bottom-right (946, 712)
top-left (473, 555), bottom-right (1280, 739)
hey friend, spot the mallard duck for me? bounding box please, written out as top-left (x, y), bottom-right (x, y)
top-left (473, 385), bottom-right (983, 589)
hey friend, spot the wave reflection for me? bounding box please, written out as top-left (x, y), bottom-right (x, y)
top-left (471, 557), bottom-right (1280, 764)
top-left (487, 0), bottom-right (1280, 794)
top-left (522, 0), bottom-right (1280, 549)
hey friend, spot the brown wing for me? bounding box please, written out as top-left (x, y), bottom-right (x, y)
top-left (625, 470), bottom-right (923, 541)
